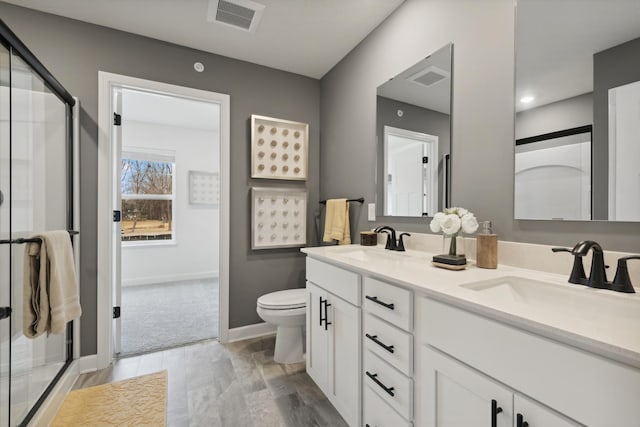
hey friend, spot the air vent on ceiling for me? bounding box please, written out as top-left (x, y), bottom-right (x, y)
top-left (407, 66), bottom-right (450, 88)
top-left (207, 0), bottom-right (265, 33)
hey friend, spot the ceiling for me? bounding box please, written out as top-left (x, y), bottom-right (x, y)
top-left (2, 0), bottom-right (405, 79)
top-left (516, 0), bottom-right (640, 112)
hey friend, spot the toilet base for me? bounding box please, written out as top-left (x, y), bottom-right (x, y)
top-left (274, 325), bottom-right (305, 364)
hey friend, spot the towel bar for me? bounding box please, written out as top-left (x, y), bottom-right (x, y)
top-left (319, 197), bottom-right (364, 205)
top-left (0, 230), bottom-right (79, 245)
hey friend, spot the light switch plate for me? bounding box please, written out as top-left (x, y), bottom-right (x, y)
top-left (368, 203), bottom-right (376, 221)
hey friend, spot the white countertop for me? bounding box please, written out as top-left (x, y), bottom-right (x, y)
top-left (302, 244), bottom-right (640, 369)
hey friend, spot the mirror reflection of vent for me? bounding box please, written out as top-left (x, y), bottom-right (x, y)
top-left (408, 66), bottom-right (450, 88)
top-left (207, 0), bottom-right (265, 33)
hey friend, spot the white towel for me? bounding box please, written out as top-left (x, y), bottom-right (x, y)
top-left (23, 231), bottom-right (81, 338)
top-left (322, 199), bottom-right (351, 245)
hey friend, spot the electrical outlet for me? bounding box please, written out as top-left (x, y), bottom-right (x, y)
top-left (368, 203), bottom-right (376, 221)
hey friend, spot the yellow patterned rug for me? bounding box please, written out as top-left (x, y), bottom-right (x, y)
top-left (51, 370), bottom-right (167, 427)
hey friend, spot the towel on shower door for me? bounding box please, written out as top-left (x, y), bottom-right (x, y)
top-left (322, 199), bottom-right (351, 245)
top-left (23, 230), bottom-right (81, 338)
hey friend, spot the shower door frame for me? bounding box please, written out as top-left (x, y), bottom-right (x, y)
top-left (0, 17), bottom-right (78, 427)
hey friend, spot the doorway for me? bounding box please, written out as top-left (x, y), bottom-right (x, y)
top-left (97, 73), bottom-right (230, 366)
top-left (383, 126), bottom-right (438, 217)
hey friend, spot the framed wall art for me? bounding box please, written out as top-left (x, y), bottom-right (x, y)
top-left (251, 187), bottom-right (307, 249)
top-left (251, 114), bottom-right (308, 181)
top-left (189, 171), bottom-right (219, 206)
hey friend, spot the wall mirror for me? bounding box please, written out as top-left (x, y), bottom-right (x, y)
top-left (515, 0), bottom-right (640, 221)
top-left (376, 43), bottom-right (452, 217)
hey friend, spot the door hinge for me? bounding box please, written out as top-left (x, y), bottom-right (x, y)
top-left (113, 306), bottom-right (121, 319)
top-left (422, 156), bottom-right (429, 164)
top-left (113, 210), bottom-right (121, 222)
top-left (113, 112), bottom-right (122, 126)
top-left (0, 306), bottom-right (12, 320)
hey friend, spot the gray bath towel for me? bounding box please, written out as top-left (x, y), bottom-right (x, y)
top-left (23, 230), bottom-right (81, 338)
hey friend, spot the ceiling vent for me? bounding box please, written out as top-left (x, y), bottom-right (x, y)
top-left (207, 0), bottom-right (265, 33)
top-left (407, 65), bottom-right (450, 88)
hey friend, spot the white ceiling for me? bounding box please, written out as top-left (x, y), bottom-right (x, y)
top-left (516, 0), bottom-right (640, 112)
top-left (3, 0), bottom-right (405, 79)
top-left (377, 43), bottom-right (451, 114)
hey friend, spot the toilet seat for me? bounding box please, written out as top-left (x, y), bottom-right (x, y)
top-left (257, 288), bottom-right (306, 310)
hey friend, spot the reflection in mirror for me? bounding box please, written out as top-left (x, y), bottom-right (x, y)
top-left (376, 43), bottom-right (452, 217)
top-left (515, 0), bottom-right (640, 221)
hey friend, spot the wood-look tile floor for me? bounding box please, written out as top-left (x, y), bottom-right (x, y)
top-left (71, 336), bottom-right (348, 427)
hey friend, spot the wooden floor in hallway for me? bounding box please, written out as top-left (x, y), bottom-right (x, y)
top-left (71, 336), bottom-right (348, 427)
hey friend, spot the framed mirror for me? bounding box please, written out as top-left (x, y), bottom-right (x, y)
top-left (515, 0), bottom-right (640, 221)
top-left (376, 43), bottom-right (452, 217)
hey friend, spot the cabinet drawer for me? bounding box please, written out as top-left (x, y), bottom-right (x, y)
top-left (364, 385), bottom-right (412, 427)
top-left (364, 350), bottom-right (413, 420)
top-left (306, 257), bottom-right (361, 306)
top-left (421, 297), bottom-right (640, 427)
top-left (364, 277), bottom-right (412, 331)
top-left (364, 312), bottom-right (413, 376)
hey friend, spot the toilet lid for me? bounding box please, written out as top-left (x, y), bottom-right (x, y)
top-left (257, 288), bottom-right (306, 309)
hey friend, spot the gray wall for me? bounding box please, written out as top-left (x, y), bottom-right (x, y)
top-left (515, 93), bottom-right (592, 140)
top-left (593, 37), bottom-right (640, 220)
top-left (320, 0), bottom-right (640, 252)
top-left (376, 96), bottom-right (450, 214)
top-left (0, 3), bottom-right (320, 356)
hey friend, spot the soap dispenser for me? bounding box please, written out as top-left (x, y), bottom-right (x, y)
top-left (476, 221), bottom-right (497, 269)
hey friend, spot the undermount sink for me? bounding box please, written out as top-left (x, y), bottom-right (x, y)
top-left (461, 276), bottom-right (640, 325)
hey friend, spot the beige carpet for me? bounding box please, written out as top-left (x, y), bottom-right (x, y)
top-left (52, 371), bottom-right (167, 427)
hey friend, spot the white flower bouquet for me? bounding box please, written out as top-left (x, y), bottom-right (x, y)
top-left (430, 207), bottom-right (479, 256)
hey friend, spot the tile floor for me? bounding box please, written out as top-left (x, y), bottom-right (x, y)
top-left (71, 336), bottom-right (347, 427)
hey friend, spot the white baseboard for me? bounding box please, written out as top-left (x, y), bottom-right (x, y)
top-left (78, 354), bottom-right (98, 374)
top-left (122, 271), bottom-right (218, 287)
top-left (28, 360), bottom-right (79, 427)
top-left (228, 322), bottom-right (276, 342)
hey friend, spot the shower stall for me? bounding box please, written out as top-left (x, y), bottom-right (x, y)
top-left (0, 19), bottom-right (77, 426)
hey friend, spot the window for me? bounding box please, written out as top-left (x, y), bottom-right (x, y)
top-left (121, 151), bottom-right (175, 243)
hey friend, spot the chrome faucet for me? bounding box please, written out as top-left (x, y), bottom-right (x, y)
top-left (571, 240), bottom-right (608, 289)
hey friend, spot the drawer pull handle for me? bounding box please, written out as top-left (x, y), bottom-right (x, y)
top-left (365, 333), bottom-right (395, 353)
top-left (366, 371), bottom-right (395, 397)
top-left (319, 297), bottom-right (331, 330)
top-left (516, 413), bottom-right (529, 427)
top-left (491, 399), bottom-right (503, 427)
top-left (365, 295), bottom-right (395, 310)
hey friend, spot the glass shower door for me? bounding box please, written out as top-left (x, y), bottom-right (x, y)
top-left (0, 40), bottom-right (11, 427)
top-left (8, 47), bottom-right (69, 426)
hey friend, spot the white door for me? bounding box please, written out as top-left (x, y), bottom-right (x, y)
top-left (384, 126), bottom-right (438, 217)
top-left (514, 394), bottom-right (581, 427)
top-left (111, 87), bottom-right (123, 355)
top-left (329, 295), bottom-right (361, 427)
top-left (422, 346), bottom-right (512, 427)
top-left (306, 282), bottom-right (329, 391)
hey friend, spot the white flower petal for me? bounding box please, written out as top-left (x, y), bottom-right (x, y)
top-left (461, 213), bottom-right (479, 234)
top-left (440, 214), bottom-right (461, 235)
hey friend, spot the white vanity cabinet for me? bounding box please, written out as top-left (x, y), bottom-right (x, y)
top-left (362, 277), bottom-right (415, 426)
top-left (419, 297), bottom-right (640, 427)
top-left (422, 346), bottom-right (579, 427)
top-left (305, 258), bottom-right (361, 427)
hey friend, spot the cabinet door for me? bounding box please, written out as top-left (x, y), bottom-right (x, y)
top-left (306, 282), bottom-right (329, 392)
top-left (329, 294), bottom-right (361, 427)
top-left (514, 394), bottom-right (581, 427)
top-left (422, 346), bottom-right (512, 427)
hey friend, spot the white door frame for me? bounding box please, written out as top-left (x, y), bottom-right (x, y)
top-left (96, 72), bottom-right (230, 369)
top-left (383, 125), bottom-right (439, 217)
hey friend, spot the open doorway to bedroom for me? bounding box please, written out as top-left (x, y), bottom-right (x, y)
top-left (112, 83), bottom-right (223, 356)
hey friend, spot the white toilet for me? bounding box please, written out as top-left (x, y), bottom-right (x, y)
top-left (256, 288), bottom-right (306, 364)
